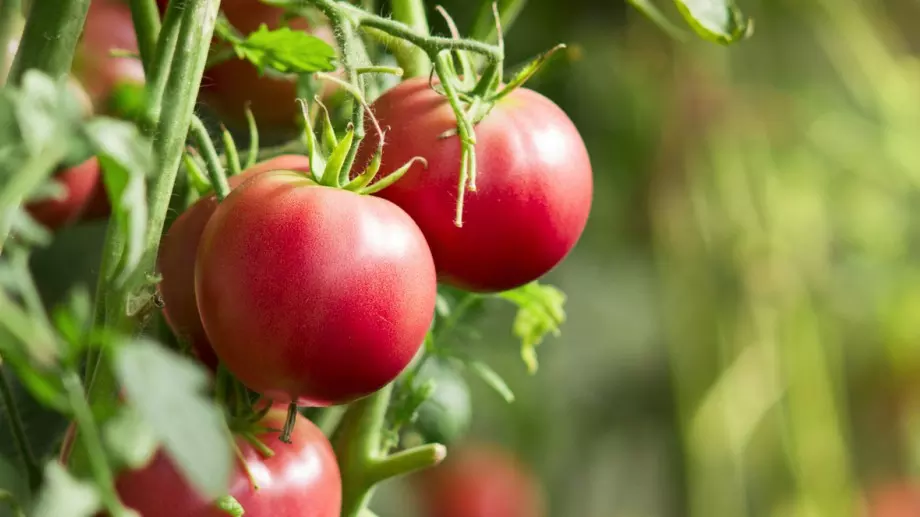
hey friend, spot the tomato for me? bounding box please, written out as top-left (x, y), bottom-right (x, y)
top-left (414, 443), bottom-right (546, 517)
top-left (862, 483), bottom-right (920, 517)
top-left (356, 78), bottom-right (593, 293)
top-left (413, 360), bottom-right (472, 445)
top-left (26, 158), bottom-right (102, 229)
top-left (195, 171), bottom-right (436, 406)
top-left (73, 0), bottom-right (145, 112)
top-left (115, 409), bottom-right (341, 516)
top-left (157, 155), bottom-right (311, 369)
top-left (198, 0), bottom-right (336, 134)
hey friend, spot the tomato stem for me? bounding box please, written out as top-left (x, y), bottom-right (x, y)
top-left (7, 0), bottom-right (90, 85)
top-left (389, 0), bottom-right (431, 78)
top-left (0, 0), bottom-right (22, 86)
top-left (280, 402), bottom-right (299, 444)
top-left (0, 367), bottom-right (41, 491)
top-left (128, 0), bottom-right (162, 72)
top-left (63, 371), bottom-right (134, 516)
top-left (190, 116), bottom-right (231, 200)
top-left (243, 104), bottom-right (260, 170)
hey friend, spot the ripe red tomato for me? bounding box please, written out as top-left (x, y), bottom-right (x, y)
top-left (158, 155), bottom-right (311, 369)
top-left (26, 158), bottom-right (101, 229)
top-left (73, 0), bottom-right (145, 111)
top-left (414, 443), bottom-right (546, 517)
top-left (863, 483), bottom-right (920, 517)
top-left (115, 409), bottom-right (341, 516)
top-left (195, 171), bottom-right (436, 406)
top-left (356, 78), bottom-right (593, 292)
top-left (199, 0), bottom-right (336, 134)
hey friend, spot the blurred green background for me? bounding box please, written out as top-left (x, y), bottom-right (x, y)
top-left (13, 0), bottom-right (920, 515)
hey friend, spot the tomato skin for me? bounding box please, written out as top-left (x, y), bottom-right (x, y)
top-left (863, 483), bottom-right (920, 517)
top-left (195, 171), bottom-right (437, 405)
top-left (115, 410), bottom-right (341, 517)
top-left (414, 444), bottom-right (546, 517)
top-left (357, 78), bottom-right (593, 292)
top-left (73, 0), bottom-right (145, 111)
top-left (26, 158), bottom-right (101, 229)
top-left (157, 156), bottom-right (311, 369)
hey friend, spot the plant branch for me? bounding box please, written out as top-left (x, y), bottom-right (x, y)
top-left (8, 0), bottom-right (91, 84)
top-left (190, 116), bottom-right (231, 200)
top-left (129, 0), bottom-right (162, 72)
top-left (389, 0), bottom-right (431, 78)
top-left (144, 0), bottom-right (184, 132)
top-left (0, 0), bottom-right (22, 86)
top-left (63, 371), bottom-right (133, 516)
top-left (0, 367), bottom-right (41, 491)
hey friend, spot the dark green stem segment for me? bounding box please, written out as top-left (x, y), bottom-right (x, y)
top-left (129, 0), bottom-right (162, 72)
top-left (63, 372), bottom-right (133, 517)
top-left (78, 0), bottom-right (223, 476)
top-left (0, 367), bottom-right (41, 491)
top-left (8, 0), bottom-right (91, 84)
top-left (333, 384), bottom-right (446, 517)
top-left (190, 116), bottom-right (231, 200)
top-left (0, 0), bottom-right (22, 85)
top-left (389, 0), bottom-right (431, 78)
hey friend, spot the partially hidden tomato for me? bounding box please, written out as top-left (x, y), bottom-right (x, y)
top-left (73, 0), bottom-right (145, 112)
top-left (158, 155), bottom-right (311, 369)
top-left (26, 158), bottom-right (102, 230)
top-left (115, 409), bottom-right (341, 517)
top-left (195, 171), bottom-right (436, 406)
top-left (863, 483), bottom-right (920, 517)
top-left (413, 360), bottom-right (472, 445)
top-left (356, 77), bottom-right (593, 293)
top-left (414, 443), bottom-right (546, 517)
top-left (198, 0), bottom-right (337, 134)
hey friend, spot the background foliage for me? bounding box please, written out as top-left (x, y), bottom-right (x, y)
top-left (7, 0), bottom-right (920, 515)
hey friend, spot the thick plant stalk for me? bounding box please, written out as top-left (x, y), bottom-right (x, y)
top-left (7, 0), bottom-right (91, 84)
top-left (0, 0), bottom-right (22, 85)
top-left (389, 0), bottom-right (430, 78)
top-left (129, 0), bottom-right (162, 71)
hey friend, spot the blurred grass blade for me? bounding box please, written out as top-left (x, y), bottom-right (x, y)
top-left (627, 0), bottom-right (690, 42)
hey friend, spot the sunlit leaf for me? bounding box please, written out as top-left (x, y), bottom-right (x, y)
top-left (114, 340), bottom-right (233, 499)
top-left (103, 406), bottom-right (159, 470)
top-left (231, 25), bottom-right (337, 75)
top-left (84, 118), bottom-right (152, 285)
top-left (496, 282), bottom-right (566, 373)
top-left (673, 0), bottom-right (752, 44)
top-left (31, 463), bottom-right (100, 517)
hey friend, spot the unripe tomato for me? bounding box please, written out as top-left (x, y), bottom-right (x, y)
top-left (195, 171), bottom-right (437, 406)
top-left (157, 155), bottom-right (311, 369)
top-left (357, 78), bottom-right (593, 292)
top-left (26, 158), bottom-right (101, 229)
top-left (414, 443), bottom-right (546, 517)
top-left (73, 0), bottom-right (145, 112)
top-left (115, 409), bottom-right (341, 516)
top-left (413, 361), bottom-right (472, 445)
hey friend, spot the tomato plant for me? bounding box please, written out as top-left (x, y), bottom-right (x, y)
top-left (0, 0), bottom-right (743, 512)
top-left (357, 77), bottom-right (593, 292)
top-left (157, 155), bottom-right (311, 369)
top-left (195, 170), bottom-right (437, 406)
top-left (414, 443), bottom-right (546, 517)
top-left (115, 408), bottom-right (341, 517)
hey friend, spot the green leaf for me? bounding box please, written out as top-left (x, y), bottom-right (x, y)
top-left (215, 495), bottom-right (245, 516)
top-left (0, 455), bottom-right (29, 517)
top-left (9, 210), bottom-right (52, 248)
top-left (103, 406), bottom-right (159, 470)
top-left (462, 360), bottom-right (515, 403)
top-left (232, 25), bottom-right (337, 75)
top-left (52, 287), bottom-right (92, 361)
top-left (496, 282), bottom-right (566, 373)
top-left (30, 462), bottom-right (100, 517)
top-left (114, 339), bottom-right (233, 500)
top-left (0, 290), bottom-right (60, 369)
top-left (435, 293), bottom-right (451, 318)
top-left (84, 118), bottom-right (152, 286)
top-left (673, 0), bottom-right (752, 44)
